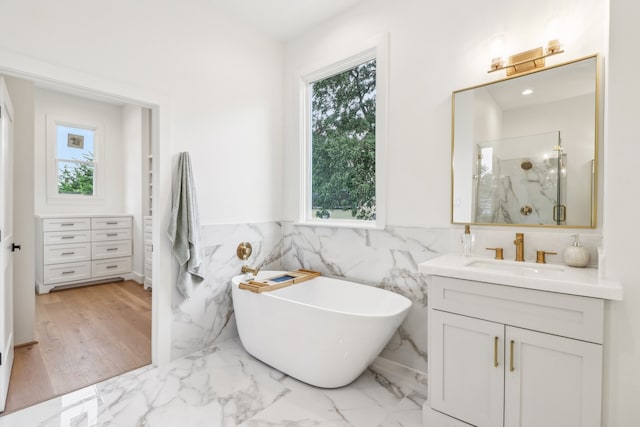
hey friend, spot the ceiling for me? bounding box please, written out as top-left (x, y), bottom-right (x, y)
top-left (210, 0), bottom-right (364, 42)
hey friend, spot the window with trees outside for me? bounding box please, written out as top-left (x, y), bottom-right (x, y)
top-left (46, 117), bottom-right (103, 203)
top-left (302, 42), bottom-right (387, 228)
top-left (55, 124), bottom-right (96, 195)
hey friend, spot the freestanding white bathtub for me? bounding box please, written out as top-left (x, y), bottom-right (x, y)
top-left (231, 271), bottom-right (412, 388)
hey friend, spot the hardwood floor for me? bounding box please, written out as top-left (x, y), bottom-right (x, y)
top-left (2, 280), bottom-right (151, 415)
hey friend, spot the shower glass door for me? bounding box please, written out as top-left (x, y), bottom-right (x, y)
top-left (473, 131), bottom-right (566, 225)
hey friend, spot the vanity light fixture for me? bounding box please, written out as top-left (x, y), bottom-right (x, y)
top-left (488, 40), bottom-right (564, 76)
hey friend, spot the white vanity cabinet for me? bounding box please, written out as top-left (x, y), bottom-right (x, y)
top-left (427, 275), bottom-right (604, 427)
top-left (36, 215), bottom-right (133, 294)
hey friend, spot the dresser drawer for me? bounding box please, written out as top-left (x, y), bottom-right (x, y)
top-left (42, 217), bottom-right (91, 232)
top-left (92, 240), bottom-right (132, 260)
top-left (44, 262), bottom-right (91, 284)
top-left (43, 243), bottom-right (91, 265)
top-left (44, 230), bottom-right (91, 245)
top-left (91, 228), bottom-right (132, 242)
top-left (91, 217), bottom-right (132, 230)
top-left (92, 257), bottom-right (132, 278)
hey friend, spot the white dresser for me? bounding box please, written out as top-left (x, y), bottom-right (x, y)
top-left (35, 215), bottom-right (133, 294)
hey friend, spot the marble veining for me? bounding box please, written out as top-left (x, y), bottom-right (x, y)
top-left (171, 222), bottom-right (285, 359)
top-left (282, 223), bottom-right (451, 372)
top-left (0, 339), bottom-right (425, 427)
top-left (172, 220), bottom-right (450, 374)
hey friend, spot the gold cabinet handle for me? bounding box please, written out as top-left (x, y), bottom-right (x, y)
top-left (510, 340), bottom-right (515, 372)
top-left (494, 336), bottom-right (499, 367)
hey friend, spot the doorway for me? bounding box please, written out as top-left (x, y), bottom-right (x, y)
top-left (0, 76), bottom-right (157, 415)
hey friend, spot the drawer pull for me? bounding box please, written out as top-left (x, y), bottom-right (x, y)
top-left (106, 233), bottom-right (118, 237)
top-left (106, 248), bottom-right (118, 251)
top-left (61, 252), bottom-right (75, 256)
top-left (106, 265), bottom-right (118, 269)
top-left (106, 221), bottom-right (118, 225)
top-left (494, 336), bottom-right (499, 368)
top-left (510, 340), bottom-right (515, 372)
top-left (61, 223), bottom-right (75, 226)
top-left (61, 236), bottom-right (75, 240)
top-left (62, 270), bottom-right (76, 275)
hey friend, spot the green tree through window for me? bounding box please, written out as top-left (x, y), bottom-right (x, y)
top-left (311, 59), bottom-right (376, 220)
top-left (55, 124), bottom-right (96, 196)
top-left (58, 153), bottom-right (94, 195)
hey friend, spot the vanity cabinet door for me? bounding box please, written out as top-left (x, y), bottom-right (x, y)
top-left (504, 326), bottom-right (602, 427)
top-left (431, 310), bottom-right (505, 427)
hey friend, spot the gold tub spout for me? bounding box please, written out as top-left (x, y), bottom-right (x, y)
top-left (241, 265), bottom-right (260, 276)
top-left (514, 233), bottom-right (525, 261)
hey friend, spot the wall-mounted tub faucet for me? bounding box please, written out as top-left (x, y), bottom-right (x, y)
top-left (241, 265), bottom-right (260, 276)
top-left (237, 242), bottom-right (259, 276)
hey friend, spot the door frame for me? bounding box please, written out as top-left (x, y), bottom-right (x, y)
top-left (0, 76), bottom-right (16, 412)
top-left (0, 47), bottom-right (175, 368)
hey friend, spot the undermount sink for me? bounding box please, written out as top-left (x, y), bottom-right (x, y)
top-left (418, 254), bottom-right (623, 301)
top-left (463, 257), bottom-right (565, 276)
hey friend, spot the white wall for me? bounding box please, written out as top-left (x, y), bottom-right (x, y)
top-left (283, 0), bottom-right (605, 227)
top-left (4, 76), bottom-right (35, 345)
top-left (283, 0), bottom-right (636, 422)
top-left (603, 0), bottom-right (640, 424)
top-left (0, 0), bottom-right (284, 364)
top-left (122, 105), bottom-right (144, 282)
top-left (0, 0), bottom-right (284, 225)
top-left (34, 88), bottom-right (126, 215)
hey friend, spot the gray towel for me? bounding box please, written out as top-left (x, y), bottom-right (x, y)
top-left (167, 152), bottom-right (205, 299)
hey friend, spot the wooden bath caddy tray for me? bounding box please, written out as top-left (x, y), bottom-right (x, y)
top-left (239, 269), bottom-right (321, 293)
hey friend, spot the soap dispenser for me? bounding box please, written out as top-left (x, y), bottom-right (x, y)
top-left (462, 224), bottom-right (474, 257)
top-left (563, 234), bottom-right (590, 268)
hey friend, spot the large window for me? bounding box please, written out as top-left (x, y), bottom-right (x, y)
top-left (301, 39), bottom-right (387, 228)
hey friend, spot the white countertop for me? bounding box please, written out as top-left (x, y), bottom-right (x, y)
top-left (419, 254), bottom-right (623, 300)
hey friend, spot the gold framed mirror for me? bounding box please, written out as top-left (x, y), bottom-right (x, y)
top-left (451, 54), bottom-right (599, 227)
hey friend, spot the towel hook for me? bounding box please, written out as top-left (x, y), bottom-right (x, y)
top-left (236, 242), bottom-right (252, 261)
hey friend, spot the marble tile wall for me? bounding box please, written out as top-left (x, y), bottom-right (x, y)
top-left (455, 227), bottom-right (603, 267)
top-left (170, 222), bottom-right (284, 359)
top-left (170, 220), bottom-right (600, 374)
top-left (281, 223), bottom-right (452, 373)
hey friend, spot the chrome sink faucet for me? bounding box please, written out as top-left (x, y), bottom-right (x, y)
top-left (514, 233), bottom-right (525, 261)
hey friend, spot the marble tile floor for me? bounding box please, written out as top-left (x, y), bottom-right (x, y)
top-left (0, 338), bottom-right (426, 427)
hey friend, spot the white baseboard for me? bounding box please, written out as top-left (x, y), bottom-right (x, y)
top-left (370, 356), bottom-right (427, 398)
top-left (124, 271), bottom-right (144, 284)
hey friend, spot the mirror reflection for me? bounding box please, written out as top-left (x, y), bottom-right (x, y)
top-left (451, 55), bottom-right (598, 227)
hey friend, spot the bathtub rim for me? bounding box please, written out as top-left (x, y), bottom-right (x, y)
top-left (231, 271), bottom-right (412, 318)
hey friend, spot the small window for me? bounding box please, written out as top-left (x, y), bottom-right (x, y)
top-left (56, 125), bottom-right (95, 195)
top-left (47, 116), bottom-right (103, 203)
top-left (300, 38), bottom-right (387, 228)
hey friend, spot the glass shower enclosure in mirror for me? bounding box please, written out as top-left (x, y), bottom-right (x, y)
top-left (451, 55), bottom-right (598, 227)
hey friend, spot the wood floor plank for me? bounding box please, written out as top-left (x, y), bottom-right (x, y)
top-left (2, 280), bottom-right (151, 415)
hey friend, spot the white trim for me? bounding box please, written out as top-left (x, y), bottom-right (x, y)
top-left (0, 47), bottom-right (173, 366)
top-left (46, 115), bottom-right (104, 204)
top-left (293, 219), bottom-right (385, 230)
top-left (298, 33), bottom-right (389, 229)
